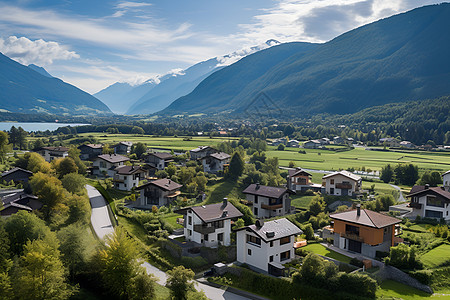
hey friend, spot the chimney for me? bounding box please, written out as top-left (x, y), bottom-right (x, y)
top-left (356, 204), bottom-right (361, 217)
top-left (223, 198), bottom-right (228, 207)
top-left (425, 184), bottom-right (429, 189)
top-left (256, 183), bottom-right (260, 190)
top-left (255, 219), bottom-right (264, 228)
top-left (222, 211), bottom-right (228, 218)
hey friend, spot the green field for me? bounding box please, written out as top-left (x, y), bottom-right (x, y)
top-left (376, 280), bottom-right (447, 299)
top-left (291, 195), bottom-right (315, 209)
top-left (420, 244), bottom-right (450, 269)
top-left (301, 243), bottom-right (352, 263)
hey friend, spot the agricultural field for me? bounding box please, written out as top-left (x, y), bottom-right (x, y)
top-left (420, 244), bottom-right (450, 269)
top-left (377, 280), bottom-right (448, 299)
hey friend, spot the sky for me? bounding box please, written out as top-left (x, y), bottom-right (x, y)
top-left (0, 0), bottom-right (444, 94)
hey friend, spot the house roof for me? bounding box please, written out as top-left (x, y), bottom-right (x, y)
top-left (242, 184), bottom-right (292, 198)
top-left (40, 146), bottom-right (69, 152)
top-left (408, 185), bottom-right (426, 195)
top-left (115, 141), bottom-right (133, 147)
top-left (305, 140), bottom-right (321, 144)
top-left (407, 186), bottom-right (450, 201)
top-left (190, 146), bottom-right (216, 153)
top-left (187, 201), bottom-right (243, 223)
top-left (114, 165), bottom-right (146, 175)
top-left (2, 192), bottom-right (38, 205)
top-left (1, 191), bottom-right (41, 214)
top-left (205, 152), bottom-right (231, 161)
top-left (322, 170), bottom-right (361, 182)
top-left (137, 178), bottom-right (182, 191)
top-left (1, 167), bottom-right (33, 177)
top-left (443, 170), bottom-right (450, 176)
top-left (97, 154), bottom-right (129, 163)
top-left (148, 152), bottom-right (173, 160)
top-left (78, 144), bottom-right (103, 149)
top-left (288, 168), bottom-right (312, 177)
top-left (237, 218), bottom-right (302, 242)
top-left (330, 208), bottom-right (401, 229)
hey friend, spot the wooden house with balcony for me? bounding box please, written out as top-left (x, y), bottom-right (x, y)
top-left (243, 183), bottom-right (295, 219)
top-left (328, 205), bottom-right (402, 258)
top-left (175, 198), bottom-right (243, 248)
top-left (78, 144), bottom-right (103, 160)
top-left (145, 152), bottom-right (173, 170)
top-left (112, 165), bottom-right (147, 191)
top-left (189, 146), bottom-right (219, 160)
top-left (92, 154), bottom-right (129, 177)
top-left (407, 184), bottom-right (450, 221)
top-left (287, 168), bottom-right (324, 193)
top-left (136, 178), bottom-right (182, 208)
top-left (322, 171), bottom-right (361, 197)
top-left (37, 146), bottom-right (69, 162)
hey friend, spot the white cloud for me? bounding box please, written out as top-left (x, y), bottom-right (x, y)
top-left (115, 1), bottom-right (152, 9)
top-left (0, 36), bottom-right (79, 65)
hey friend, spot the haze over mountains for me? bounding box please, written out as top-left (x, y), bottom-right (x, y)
top-left (162, 3), bottom-right (450, 116)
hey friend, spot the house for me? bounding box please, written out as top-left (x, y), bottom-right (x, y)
top-left (379, 138), bottom-right (400, 147)
top-left (235, 218), bottom-right (302, 276)
top-left (400, 141), bottom-right (415, 148)
top-left (136, 178), bottom-right (182, 208)
top-left (328, 205), bottom-right (402, 258)
top-left (271, 138), bottom-right (287, 146)
top-left (333, 136), bottom-right (344, 144)
top-left (346, 138), bottom-right (354, 145)
top-left (92, 154), bottom-right (130, 177)
top-left (319, 138), bottom-right (330, 145)
top-left (145, 152), bottom-right (173, 170)
top-left (287, 168), bottom-right (323, 192)
top-left (78, 144), bottom-right (103, 160)
top-left (243, 183), bottom-right (294, 218)
top-left (0, 191), bottom-right (42, 217)
top-left (322, 171), bottom-right (362, 197)
top-left (286, 140), bottom-right (300, 148)
top-left (201, 152), bottom-right (231, 173)
top-left (113, 165), bottom-right (147, 191)
top-left (407, 184), bottom-right (450, 221)
top-left (190, 146), bottom-right (219, 160)
top-left (114, 141), bottom-right (133, 155)
top-left (1, 167), bottom-right (33, 184)
top-left (302, 140), bottom-right (321, 149)
top-left (443, 170), bottom-right (450, 192)
top-left (37, 146), bottom-right (69, 162)
top-left (175, 198), bottom-right (243, 248)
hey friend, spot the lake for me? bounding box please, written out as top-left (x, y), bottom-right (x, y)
top-left (0, 122), bottom-right (90, 132)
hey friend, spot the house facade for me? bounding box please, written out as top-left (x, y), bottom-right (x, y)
top-left (145, 152), bottom-right (173, 170)
top-left (443, 170), bottom-right (450, 192)
top-left (78, 144), bottom-right (103, 160)
top-left (322, 171), bottom-right (362, 197)
top-left (37, 146), bottom-right (69, 162)
top-left (286, 140), bottom-right (300, 148)
top-left (303, 140), bottom-right (321, 149)
top-left (113, 165), bottom-right (147, 191)
top-left (201, 152), bottom-right (231, 173)
top-left (243, 184), bottom-right (294, 219)
top-left (236, 218), bottom-right (302, 276)
top-left (287, 168), bottom-right (323, 192)
top-left (114, 142), bottom-right (133, 155)
top-left (190, 146), bottom-right (218, 160)
top-left (328, 206), bottom-right (402, 258)
top-left (92, 154), bottom-right (130, 177)
top-left (136, 178), bottom-right (182, 208)
top-left (407, 185), bottom-right (450, 221)
top-left (176, 199), bottom-right (243, 248)
top-left (1, 167), bottom-right (33, 184)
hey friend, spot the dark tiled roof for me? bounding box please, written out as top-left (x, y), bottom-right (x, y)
top-left (243, 184), bottom-right (290, 198)
top-left (97, 154), bottom-right (130, 163)
top-left (79, 144), bottom-right (103, 149)
top-left (137, 178), bottom-right (182, 191)
top-left (408, 185), bottom-right (425, 195)
top-left (114, 165), bottom-right (146, 175)
top-left (238, 218), bottom-right (302, 242)
top-left (41, 146), bottom-right (69, 152)
top-left (190, 202), bottom-right (243, 223)
top-left (148, 152), bottom-right (173, 159)
top-left (407, 186), bottom-right (450, 201)
top-left (330, 209), bottom-right (401, 228)
top-left (288, 168), bottom-right (312, 177)
top-left (1, 167), bottom-right (33, 177)
top-left (207, 152), bottom-right (231, 161)
top-left (1, 191), bottom-right (41, 213)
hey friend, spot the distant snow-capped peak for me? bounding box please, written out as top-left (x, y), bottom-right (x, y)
top-left (215, 39), bottom-right (280, 67)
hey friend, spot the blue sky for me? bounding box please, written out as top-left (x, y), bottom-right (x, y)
top-left (0, 0), bottom-right (443, 93)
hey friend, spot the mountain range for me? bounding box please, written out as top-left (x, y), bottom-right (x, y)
top-left (162, 3), bottom-right (450, 117)
top-left (0, 53), bottom-right (111, 115)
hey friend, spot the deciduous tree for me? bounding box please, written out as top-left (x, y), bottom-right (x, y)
top-left (166, 265), bottom-right (195, 300)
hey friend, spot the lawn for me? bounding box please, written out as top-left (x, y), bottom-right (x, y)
top-left (204, 179), bottom-right (243, 204)
top-left (420, 244), bottom-right (450, 269)
top-left (291, 195), bottom-right (315, 209)
top-left (161, 212), bottom-right (183, 229)
top-left (301, 243), bottom-right (352, 264)
top-left (377, 280), bottom-right (449, 299)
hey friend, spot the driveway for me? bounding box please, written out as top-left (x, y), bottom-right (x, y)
top-left (86, 184), bottom-right (114, 240)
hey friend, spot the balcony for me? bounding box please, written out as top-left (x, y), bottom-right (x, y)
top-left (409, 202), bottom-right (422, 209)
top-left (193, 224), bottom-right (216, 234)
top-left (341, 232), bottom-right (364, 242)
top-left (261, 203), bottom-right (283, 210)
top-left (113, 178), bottom-right (124, 183)
top-left (336, 183), bottom-right (352, 189)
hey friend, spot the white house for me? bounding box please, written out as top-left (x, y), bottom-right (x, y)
top-left (190, 146), bottom-right (218, 160)
top-left (37, 146), bottom-right (69, 162)
top-left (114, 141), bottom-right (133, 155)
top-left (175, 198), bottom-right (243, 248)
top-left (400, 141), bottom-right (415, 148)
top-left (407, 185), bottom-right (450, 221)
top-left (235, 218), bottom-right (302, 276)
top-left (287, 168), bottom-right (324, 193)
top-left (136, 178), bottom-right (182, 208)
top-left (92, 154), bottom-right (130, 177)
top-left (322, 171), bottom-right (362, 197)
top-left (146, 152), bottom-right (173, 170)
top-left (443, 170), bottom-right (450, 192)
top-left (201, 152), bottom-right (231, 173)
top-left (243, 184), bottom-right (294, 219)
top-left (113, 165), bottom-right (147, 191)
top-left (302, 140), bottom-right (321, 149)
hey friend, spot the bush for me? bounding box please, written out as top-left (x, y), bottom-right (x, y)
top-left (409, 270), bottom-right (432, 285)
top-left (180, 256), bottom-right (208, 270)
top-left (349, 257), bottom-right (364, 268)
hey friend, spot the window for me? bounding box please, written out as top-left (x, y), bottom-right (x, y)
top-left (246, 234), bottom-right (261, 246)
top-left (212, 220), bottom-right (224, 228)
top-left (270, 241), bottom-right (274, 247)
top-left (204, 234), bottom-right (208, 241)
top-left (254, 195), bottom-right (258, 204)
top-left (269, 256), bottom-right (273, 262)
top-left (426, 196), bottom-right (445, 208)
top-left (425, 210), bottom-right (443, 219)
top-left (254, 207), bottom-right (258, 215)
top-left (248, 249), bottom-right (252, 255)
top-left (280, 236), bottom-right (290, 245)
top-left (188, 216), bottom-right (192, 225)
top-left (345, 224), bottom-right (360, 236)
top-left (218, 233), bottom-right (223, 242)
top-left (188, 229), bottom-right (192, 236)
top-left (330, 188), bottom-right (334, 194)
top-left (280, 251), bottom-right (290, 261)
top-left (330, 179), bottom-right (335, 184)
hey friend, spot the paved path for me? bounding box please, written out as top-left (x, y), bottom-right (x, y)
top-left (86, 184), bottom-right (114, 240)
top-left (389, 184), bottom-right (406, 202)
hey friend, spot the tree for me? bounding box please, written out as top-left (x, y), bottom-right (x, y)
top-left (308, 195), bottom-right (325, 216)
top-left (9, 126), bottom-right (18, 148)
top-left (0, 221), bottom-right (11, 273)
top-left (0, 272), bottom-right (13, 300)
top-left (228, 152), bottom-right (244, 179)
top-left (288, 161), bottom-right (295, 168)
top-left (0, 131), bottom-right (9, 164)
top-left (166, 266), bottom-right (195, 300)
top-left (16, 127), bottom-right (27, 149)
top-left (380, 164), bottom-right (393, 183)
top-left (132, 142), bottom-right (147, 159)
top-left (128, 272), bottom-right (156, 300)
top-left (61, 173), bottom-right (86, 195)
top-left (303, 223), bottom-right (315, 240)
top-left (66, 194), bottom-right (91, 224)
top-left (98, 227), bottom-right (156, 299)
top-left (13, 239), bottom-right (74, 300)
top-left (30, 172), bottom-right (67, 217)
top-left (32, 138), bottom-right (45, 151)
top-left (385, 243), bottom-right (421, 270)
top-left (68, 147), bottom-right (87, 174)
top-left (418, 171), bottom-right (443, 187)
top-left (24, 152), bottom-right (52, 173)
top-left (277, 144), bottom-right (285, 151)
top-left (131, 126), bottom-right (145, 135)
top-left (232, 218), bottom-right (245, 230)
top-left (294, 253), bottom-right (337, 286)
top-left (57, 225), bottom-right (88, 280)
top-left (53, 157), bottom-right (78, 178)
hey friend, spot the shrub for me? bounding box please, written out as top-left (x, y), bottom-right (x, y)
top-left (180, 257), bottom-right (208, 270)
top-left (349, 257), bottom-right (363, 268)
top-left (409, 270), bottom-right (432, 285)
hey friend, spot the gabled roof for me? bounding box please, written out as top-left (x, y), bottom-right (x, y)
top-left (147, 152), bottom-right (173, 160)
top-left (137, 178), bottom-right (182, 191)
top-left (408, 185), bottom-right (426, 195)
top-left (115, 141), bottom-right (133, 147)
top-left (322, 170), bottom-right (361, 182)
top-left (114, 165), bottom-right (146, 175)
top-left (2, 192), bottom-right (38, 205)
top-left (96, 154), bottom-right (129, 163)
top-left (305, 140), bottom-right (321, 144)
top-left (443, 170), bottom-right (450, 176)
top-left (190, 146), bottom-right (216, 153)
top-left (237, 218), bottom-right (302, 242)
top-left (40, 146), bottom-right (69, 152)
top-left (242, 184), bottom-right (293, 198)
top-left (204, 152), bottom-right (231, 161)
top-left (288, 168), bottom-right (312, 177)
top-left (330, 209), bottom-right (401, 229)
top-left (1, 167), bottom-right (33, 177)
top-left (78, 144), bottom-right (103, 149)
top-left (176, 201), bottom-right (243, 223)
top-left (407, 186), bottom-right (450, 201)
